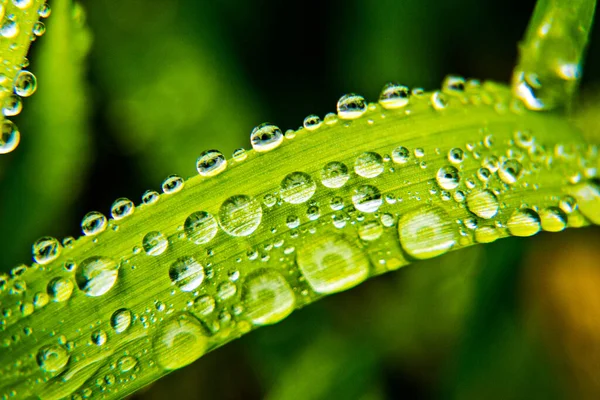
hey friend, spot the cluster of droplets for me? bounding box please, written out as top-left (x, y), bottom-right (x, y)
top-left (0, 2), bottom-right (50, 154)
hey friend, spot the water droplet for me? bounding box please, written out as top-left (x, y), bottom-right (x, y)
top-left (320, 161), bottom-right (349, 188)
top-left (251, 123), bottom-right (283, 152)
top-left (378, 83), bottom-right (409, 109)
top-left (169, 257), bottom-right (204, 292)
top-left (303, 114), bottom-right (322, 131)
top-left (398, 206), bottom-right (457, 259)
top-left (431, 91), bottom-right (448, 110)
top-left (0, 20), bottom-right (18, 38)
top-left (47, 278), bottom-right (74, 302)
top-left (91, 330), bottom-right (107, 346)
top-left (539, 207), bottom-right (567, 232)
top-left (474, 226), bottom-right (500, 243)
top-left (38, 3), bottom-right (51, 18)
top-left (391, 146), bottom-right (410, 164)
top-left (153, 314), bottom-right (208, 370)
top-left (184, 211), bottom-right (218, 244)
top-left (242, 269), bottom-right (295, 325)
top-left (506, 209), bottom-right (540, 237)
top-left (142, 231), bottom-right (169, 256)
top-left (162, 175), bottom-right (184, 194)
top-left (81, 211), bottom-right (107, 236)
top-left (218, 195), bottom-right (263, 237)
top-left (296, 233), bottom-right (370, 294)
top-left (466, 190), bottom-right (499, 219)
top-left (2, 94), bottom-right (22, 116)
top-left (117, 356), bottom-right (138, 373)
top-left (358, 219), bottom-right (383, 241)
top-left (33, 292), bottom-right (49, 307)
top-left (337, 93), bottom-right (367, 120)
top-left (142, 190), bottom-right (160, 205)
top-left (75, 257), bottom-right (119, 296)
top-left (32, 21), bottom-right (45, 36)
top-left (12, 0), bottom-right (32, 9)
top-left (13, 70), bottom-right (36, 97)
top-left (111, 197), bottom-right (135, 220)
top-left (352, 185), bottom-right (382, 213)
top-left (447, 148), bottom-right (464, 164)
top-left (0, 119), bottom-right (20, 154)
top-left (414, 148), bottom-right (425, 158)
top-left (354, 152), bottom-right (384, 178)
top-left (196, 150), bottom-right (227, 177)
top-left (232, 148), bottom-right (247, 161)
top-left (111, 308), bottom-right (132, 333)
top-left (33, 236), bottom-right (61, 264)
top-left (192, 295), bottom-right (215, 316)
top-left (36, 344), bottom-right (69, 373)
top-left (569, 180), bottom-right (600, 224)
top-left (482, 156), bottom-right (499, 172)
top-left (436, 166), bottom-right (460, 190)
top-left (498, 159), bottom-right (523, 184)
top-left (442, 75), bottom-right (466, 93)
top-left (477, 167), bottom-right (491, 182)
top-left (280, 172), bottom-right (316, 204)
top-left (286, 215), bottom-right (300, 229)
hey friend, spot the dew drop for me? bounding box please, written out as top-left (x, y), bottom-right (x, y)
top-left (169, 256), bottom-right (204, 292)
top-left (378, 83), bottom-right (409, 109)
top-left (296, 234), bottom-right (370, 294)
top-left (232, 148), bottom-right (247, 161)
top-left (539, 207), bottom-right (567, 232)
top-left (498, 159), bottom-right (523, 184)
top-left (398, 206), bottom-right (457, 260)
top-left (0, 119), bottom-right (20, 154)
top-left (436, 166), bottom-right (460, 190)
top-left (117, 356), bottom-right (137, 373)
top-left (196, 150), bottom-right (227, 177)
top-left (2, 94), bottom-right (22, 116)
top-left (33, 236), bottom-right (62, 265)
top-left (0, 20), bottom-right (18, 38)
top-left (474, 226), bottom-right (500, 243)
top-left (192, 295), bottom-right (215, 316)
top-left (12, 0), bottom-right (33, 9)
top-left (162, 175), bottom-right (184, 194)
top-left (111, 308), bottom-right (132, 333)
top-left (110, 198), bottom-right (135, 220)
top-left (153, 314), bottom-right (208, 370)
top-left (47, 278), bottom-right (74, 302)
top-left (447, 148), bottom-right (464, 164)
top-left (506, 209), bottom-right (541, 237)
top-left (142, 190), bottom-right (160, 205)
top-left (320, 161), bottom-right (349, 188)
top-left (358, 219), bottom-right (383, 241)
top-left (466, 190), bottom-right (499, 219)
top-left (354, 152), bottom-right (384, 178)
top-left (75, 257), bottom-right (119, 297)
top-left (242, 269), bottom-right (295, 325)
top-left (250, 123), bottom-right (283, 152)
top-left (184, 211), bottom-right (218, 244)
top-left (91, 330), bottom-right (107, 346)
top-left (337, 93), bottom-right (367, 120)
top-left (442, 75), bottom-right (466, 93)
top-left (352, 185), bottom-right (382, 213)
top-left (218, 195), bottom-right (263, 237)
top-left (303, 114), bottom-right (322, 131)
top-left (391, 146), bottom-right (410, 164)
top-left (32, 21), bottom-right (45, 36)
top-left (280, 172), bottom-right (316, 204)
top-left (38, 3), bottom-right (51, 18)
top-left (81, 211), bottom-right (107, 236)
top-left (142, 231), bottom-right (169, 256)
top-left (36, 344), bottom-right (69, 373)
top-left (431, 91), bottom-right (448, 110)
top-left (569, 181), bottom-right (600, 225)
top-left (13, 70), bottom-right (37, 97)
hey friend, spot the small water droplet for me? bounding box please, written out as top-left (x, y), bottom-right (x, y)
top-left (431, 91), bottom-right (448, 110)
top-left (232, 148), bottom-right (247, 161)
top-left (242, 269), bottom-right (295, 325)
top-left (81, 211), bottom-right (107, 236)
top-left (38, 3), bottom-right (51, 18)
top-left (398, 206), bottom-right (457, 259)
top-left (12, 0), bottom-right (33, 9)
top-left (354, 152), bottom-right (384, 178)
top-left (32, 21), bottom-right (45, 36)
top-left (0, 20), bottom-right (18, 38)
top-left (280, 172), bottom-right (316, 204)
top-left (303, 115), bottom-right (322, 131)
top-left (142, 231), bottom-right (169, 256)
top-left (391, 146), bottom-right (410, 164)
top-left (447, 148), bottom-right (464, 164)
top-left (33, 236), bottom-right (61, 265)
top-left (117, 356), bottom-right (138, 373)
top-left (320, 161), bottom-right (349, 188)
top-left (507, 209), bottom-right (540, 237)
top-left (378, 83), bottom-right (409, 109)
top-left (162, 175), bottom-right (184, 194)
top-left (91, 330), bottom-right (107, 346)
top-left (358, 219), bottom-right (383, 241)
top-left (352, 185), bottom-right (382, 213)
top-left (111, 308), bottom-right (132, 333)
top-left (251, 123), bottom-right (283, 152)
top-left (436, 166), bottom-right (460, 190)
top-left (196, 150), bottom-right (227, 177)
top-left (2, 94), bottom-right (22, 116)
top-left (539, 207), bottom-right (567, 232)
top-left (75, 257), bottom-right (119, 296)
top-left (474, 225), bottom-right (500, 243)
top-left (36, 344), bottom-right (69, 373)
top-left (13, 70), bottom-right (36, 97)
top-left (337, 93), bottom-right (367, 120)
top-left (218, 195), bottom-right (263, 237)
top-left (0, 119), bottom-right (20, 154)
top-left (192, 295), bottom-right (215, 316)
top-left (466, 190), bottom-right (499, 219)
top-left (184, 211), bottom-right (218, 244)
top-left (169, 257), bottom-right (204, 292)
top-left (111, 198), bottom-right (135, 220)
top-left (47, 278), bottom-right (74, 302)
top-left (498, 159), bottom-right (523, 184)
top-left (442, 75), bottom-right (466, 93)
top-left (142, 190), bottom-right (160, 205)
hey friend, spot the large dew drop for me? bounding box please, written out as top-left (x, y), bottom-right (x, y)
top-left (466, 190), bottom-right (499, 219)
top-left (296, 233), bottom-right (370, 294)
top-left (498, 159), bottom-right (523, 184)
top-left (354, 152), bottom-right (384, 178)
top-left (81, 211), bottom-right (107, 236)
top-left (47, 278), bottom-right (74, 302)
top-left (142, 231), bottom-right (169, 256)
top-left (13, 70), bottom-right (37, 97)
top-left (153, 314), bottom-right (208, 370)
top-left (75, 257), bottom-right (120, 296)
top-left (352, 185), bottom-right (382, 213)
top-left (169, 256), bottom-right (204, 292)
top-left (539, 207), bottom-right (567, 232)
top-left (0, 119), bottom-right (20, 154)
top-left (111, 308), bottom-right (132, 333)
top-left (32, 236), bottom-right (62, 265)
top-left (436, 166), bottom-right (460, 190)
top-left (280, 172), bottom-right (316, 204)
top-left (218, 195), bottom-right (263, 237)
top-left (162, 175), bottom-right (184, 194)
top-left (506, 209), bottom-right (541, 237)
top-left (36, 344), bottom-right (69, 373)
top-left (378, 83), bottom-right (410, 109)
top-left (398, 206), bottom-right (457, 260)
top-left (196, 150), bottom-right (227, 177)
top-left (111, 198), bottom-right (135, 220)
top-left (337, 93), bottom-right (367, 120)
top-left (251, 123), bottom-right (283, 152)
top-left (184, 211), bottom-right (218, 244)
top-left (242, 269), bottom-right (295, 325)
top-left (320, 161), bottom-right (350, 188)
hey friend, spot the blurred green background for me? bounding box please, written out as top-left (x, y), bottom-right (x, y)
top-left (1, 0), bottom-right (600, 398)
